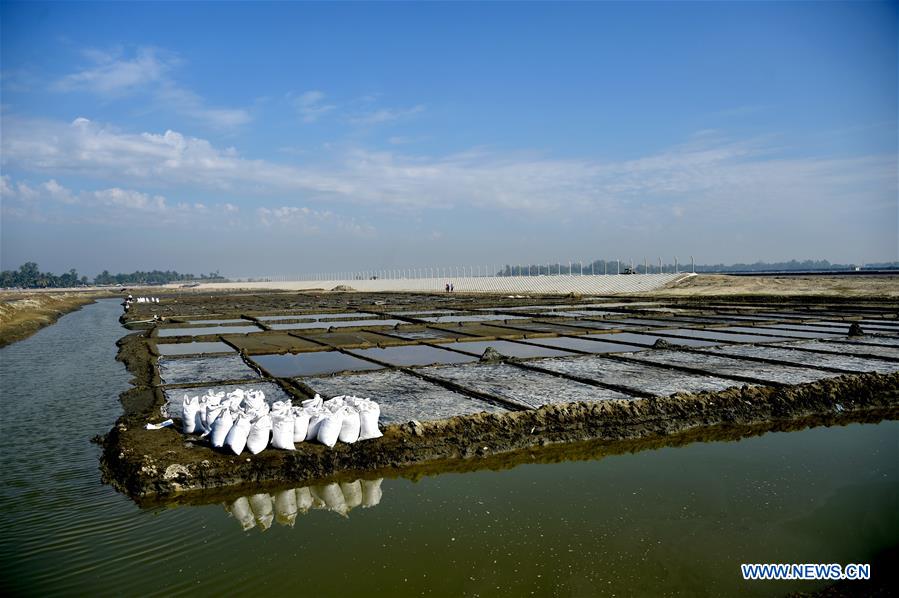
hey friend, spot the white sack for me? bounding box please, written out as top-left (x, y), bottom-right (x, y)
top-left (271, 413), bottom-right (295, 451)
top-left (181, 395), bottom-right (200, 434)
top-left (210, 409), bottom-right (234, 448)
top-left (357, 401), bottom-right (382, 441)
top-left (225, 414), bottom-right (252, 455)
top-left (292, 409), bottom-right (310, 443)
top-left (246, 415), bottom-right (272, 454)
top-left (316, 411), bottom-right (343, 448)
top-left (338, 406), bottom-right (361, 444)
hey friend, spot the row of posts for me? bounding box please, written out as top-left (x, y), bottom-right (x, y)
top-left (286, 257), bottom-right (695, 282)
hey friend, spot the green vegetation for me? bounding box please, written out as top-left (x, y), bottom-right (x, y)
top-left (1, 262), bottom-right (225, 288)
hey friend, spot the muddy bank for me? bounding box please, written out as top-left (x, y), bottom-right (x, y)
top-left (100, 329), bottom-right (899, 502)
top-left (0, 291), bottom-right (112, 347)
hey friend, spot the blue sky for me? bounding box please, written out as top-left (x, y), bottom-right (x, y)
top-left (1, 1), bottom-right (896, 277)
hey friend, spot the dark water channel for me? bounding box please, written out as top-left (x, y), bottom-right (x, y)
top-left (1, 300), bottom-right (897, 596)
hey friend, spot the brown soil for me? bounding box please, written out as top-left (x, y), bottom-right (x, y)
top-left (647, 274), bottom-right (899, 299)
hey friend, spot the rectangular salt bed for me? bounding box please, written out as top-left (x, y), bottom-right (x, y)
top-left (707, 344), bottom-right (899, 374)
top-left (157, 325), bottom-right (262, 337)
top-left (156, 341), bottom-right (236, 356)
top-left (628, 350), bottom-right (833, 385)
top-left (535, 354), bottom-right (743, 396)
top-left (520, 336), bottom-right (637, 354)
top-left (268, 319), bottom-right (403, 330)
top-left (421, 362), bottom-right (632, 408)
top-left (300, 369), bottom-right (508, 423)
top-left (348, 345), bottom-right (478, 367)
top-left (158, 354), bottom-right (260, 386)
top-left (796, 340), bottom-right (899, 359)
top-left (442, 340), bottom-right (578, 359)
top-left (251, 351), bottom-right (383, 377)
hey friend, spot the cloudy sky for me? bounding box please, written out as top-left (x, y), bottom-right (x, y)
top-left (1, 1), bottom-right (896, 277)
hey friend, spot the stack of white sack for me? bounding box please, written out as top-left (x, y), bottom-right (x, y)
top-left (179, 390), bottom-right (381, 455)
top-left (134, 297), bottom-right (159, 303)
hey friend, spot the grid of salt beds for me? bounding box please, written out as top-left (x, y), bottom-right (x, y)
top-left (163, 381), bottom-right (290, 419)
top-left (535, 355), bottom-right (742, 396)
top-left (629, 350), bottom-right (833, 385)
top-left (300, 369), bottom-right (508, 423)
top-left (421, 362), bottom-right (632, 408)
top-left (156, 341), bottom-right (236, 356)
top-left (158, 354), bottom-right (260, 385)
top-left (708, 344), bottom-right (899, 374)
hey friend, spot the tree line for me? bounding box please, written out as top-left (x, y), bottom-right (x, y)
top-left (1, 262), bottom-right (225, 288)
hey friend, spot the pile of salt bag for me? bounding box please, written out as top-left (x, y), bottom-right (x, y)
top-left (179, 390), bottom-right (381, 455)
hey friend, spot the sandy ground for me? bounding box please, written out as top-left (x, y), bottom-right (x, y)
top-left (646, 274), bottom-right (899, 298)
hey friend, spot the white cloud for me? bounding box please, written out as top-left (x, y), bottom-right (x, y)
top-left (56, 47), bottom-right (173, 95)
top-left (293, 90), bottom-right (336, 123)
top-left (350, 104), bottom-right (425, 125)
top-left (2, 116), bottom-right (895, 227)
top-left (54, 47), bottom-right (250, 129)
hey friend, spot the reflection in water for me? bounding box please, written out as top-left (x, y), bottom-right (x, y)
top-left (225, 479), bottom-right (383, 531)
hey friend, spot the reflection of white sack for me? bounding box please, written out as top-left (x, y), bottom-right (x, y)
top-left (292, 410), bottom-right (310, 443)
top-left (226, 414), bottom-right (252, 455)
top-left (246, 415), bottom-right (272, 454)
top-left (301, 395), bottom-right (323, 410)
top-left (318, 482), bottom-right (348, 515)
top-left (357, 402), bottom-right (382, 441)
top-left (295, 486), bottom-right (314, 512)
top-left (182, 395), bottom-right (200, 433)
top-left (249, 493), bottom-right (274, 531)
top-left (361, 478), bottom-right (383, 508)
top-left (271, 413), bottom-right (295, 451)
top-left (338, 407), bottom-right (361, 443)
top-left (230, 496), bottom-right (256, 531)
top-left (210, 409), bottom-right (234, 448)
top-left (316, 411), bottom-right (343, 448)
top-left (340, 480), bottom-right (363, 509)
top-left (273, 489), bottom-right (298, 526)
top-left (306, 411), bottom-right (327, 441)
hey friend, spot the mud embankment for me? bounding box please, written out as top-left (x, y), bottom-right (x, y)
top-left (0, 291), bottom-right (112, 347)
top-left (100, 332), bottom-right (899, 503)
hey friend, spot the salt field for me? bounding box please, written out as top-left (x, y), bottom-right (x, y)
top-left (2, 292), bottom-right (898, 596)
